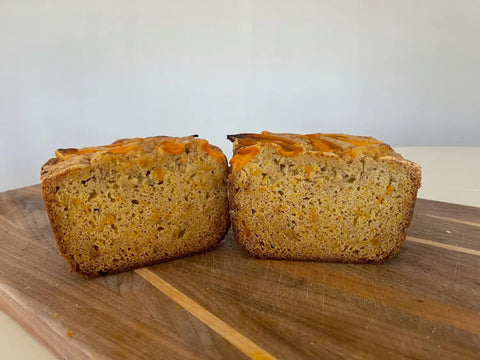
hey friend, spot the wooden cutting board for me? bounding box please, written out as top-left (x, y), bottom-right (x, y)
top-left (0, 185), bottom-right (479, 360)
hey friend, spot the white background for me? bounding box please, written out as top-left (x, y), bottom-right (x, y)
top-left (1, 0), bottom-right (479, 191)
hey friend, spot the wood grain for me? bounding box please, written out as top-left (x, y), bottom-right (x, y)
top-left (135, 268), bottom-right (276, 360)
top-left (0, 186), bottom-right (479, 359)
top-left (425, 214), bottom-right (480, 228)
top-left (406, 236), bottom-right (480, 256)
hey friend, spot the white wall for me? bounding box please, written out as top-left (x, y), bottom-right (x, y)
top-left (1, 0), bottom-right (479, 191)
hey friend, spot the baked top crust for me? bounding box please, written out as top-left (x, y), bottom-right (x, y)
top-left (41, 135), bottom-right (226, 182)
top-left (227, 131), bottom-right (403, 171)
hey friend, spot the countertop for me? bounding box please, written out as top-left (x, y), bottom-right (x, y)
top-left (1, 147), bottom-right (479, 360)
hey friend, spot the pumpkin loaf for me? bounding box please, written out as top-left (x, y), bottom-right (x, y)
top-left (227, 131), bottom-right (421, 263)
top-left (41, 136), bottom-right (229, 276)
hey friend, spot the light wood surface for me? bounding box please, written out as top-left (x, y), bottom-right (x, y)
top-left (0, 185), bottom-right (479, 359)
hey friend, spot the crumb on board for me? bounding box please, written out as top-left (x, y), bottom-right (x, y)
top-left (67, 332), bottom-right (74, 337)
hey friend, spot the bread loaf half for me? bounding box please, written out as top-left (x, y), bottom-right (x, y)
top-left (41, 136), bottom-right (229, 276)
top-left (227, 131), bottom-right (421, 263)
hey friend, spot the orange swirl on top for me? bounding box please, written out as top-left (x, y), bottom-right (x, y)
top-left (54, 136), bottom-right (225, 163)
top-left (227, 131), bottom-right (393, 171)
top-left (304, 135), bottom-right (342, 152)
top-left (202, 141), bottom-right (227, 163)
top-left (228, 132), bottom-right (304, 170)
top-left (233, 133), bottom-right (297, 147)
top-left (55, 138), bottom-right (144, 160)
top-left (318, 133), bottom-right (382, 147)
top-left (158, 140), bottom-right (185, 155)
top-left (230, 146), bottom-right (260, 171)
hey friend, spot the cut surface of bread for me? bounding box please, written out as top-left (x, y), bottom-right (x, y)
top-left (227, 131), bottom-right (421, 263)
top-left (41, 136), bottom-right (229, 276)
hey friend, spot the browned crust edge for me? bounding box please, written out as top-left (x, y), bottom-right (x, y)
top-left (75, 227), bottom-right (229, 278)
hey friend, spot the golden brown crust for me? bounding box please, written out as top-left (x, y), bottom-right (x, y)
top-left (227, 131), bottom-right (421, 263)
top-left (227, 131), bottom-right (399, 171)
top-left (41, 135), bottom-right (229, 277)
top-left (42, 135), bottom-right (227, 182)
